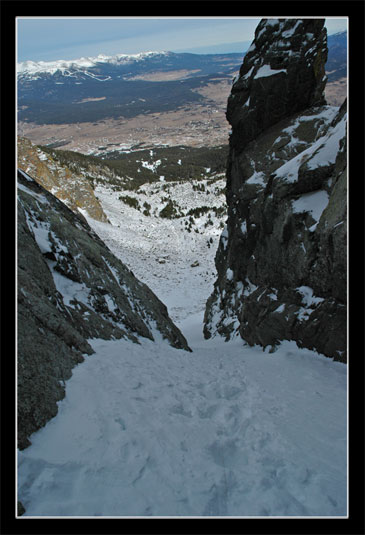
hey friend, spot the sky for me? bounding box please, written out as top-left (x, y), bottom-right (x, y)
top-left (17, 17), bottom-right (348, 63)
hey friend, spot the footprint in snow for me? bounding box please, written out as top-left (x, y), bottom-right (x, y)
top-left (114, 417), bottom-right (126, 430)
top-left (169, 403), bottom-right (193, 418)
top-left (197, 404), bottom-right (220, 419)
top-left (207, 439), bottom-right (248, 469)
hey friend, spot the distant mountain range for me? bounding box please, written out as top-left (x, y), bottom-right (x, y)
top-left (18, 51), bottom-right (187, 79)
top-left (17, 31), bottom-right (346, 126)
top-left (17, 51), bottom-right (243, 124)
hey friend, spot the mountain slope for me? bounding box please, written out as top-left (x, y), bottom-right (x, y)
top-left (17, 136), bottom-right (109, 221)
top-left (17, 169), bottom-right (190, 449)
top-left (82, 171), bottom-right (227, 323)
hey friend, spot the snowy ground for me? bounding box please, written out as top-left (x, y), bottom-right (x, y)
top-left (83, 177), bottom-right (226, 322)
top-left (17, 177), bottom-right (347, 517)
top-left (18, 314), bottom-right (347, 517)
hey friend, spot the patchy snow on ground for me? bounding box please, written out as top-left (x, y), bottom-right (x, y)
top-left (17, 172), bottom-right (347, 518)
top-left (84, 177), bottom-right (226, 323)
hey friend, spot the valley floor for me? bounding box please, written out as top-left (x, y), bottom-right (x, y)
top-left (18, 311), bottom-right (347, 517)
top-left (17, 78), bottom-right (346, 156)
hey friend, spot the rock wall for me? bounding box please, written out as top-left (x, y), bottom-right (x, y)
top-left (18, 169), bottom-right (190, 449)
top-left (227, 19), bottom-right (327, 155)
top-left (204, 19), bottom-right (347, 362)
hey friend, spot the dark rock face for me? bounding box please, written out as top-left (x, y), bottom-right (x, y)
top-left (18, 170), bottom-right (190, 449)
top-left (204, 19), bottom-right (347, 362)
top-left (18, 501), bottom-right (26, 516)
top-left (227, 19), bottom-right (327, 155)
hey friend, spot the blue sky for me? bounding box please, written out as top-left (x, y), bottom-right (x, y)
top-left (17, 17), bottom-right (348, 63)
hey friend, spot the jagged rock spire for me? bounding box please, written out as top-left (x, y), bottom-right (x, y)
top-left (204, 18), bottom-right (346, 361)
top-left (227, 18), bottom-right (328, 153)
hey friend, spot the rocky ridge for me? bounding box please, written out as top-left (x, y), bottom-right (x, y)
top-left (17, 136), bottom-right (109, 222)
top-left (18, 169), bottom-right (190, 449)
top-left (204, 19), bottom-right (347, 362)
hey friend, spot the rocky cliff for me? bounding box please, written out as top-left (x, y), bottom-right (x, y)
top-left (204, 19), bottom-right (347, 362)
top-left (17, 136), bottom-right (108, 222)
top-left (18, 169), bottom-right (190, 449)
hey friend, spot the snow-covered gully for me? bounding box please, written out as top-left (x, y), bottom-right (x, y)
top-left (18, 166), bottom-right (347, 517)
top-left (18, 310), bottom-right (347, 517)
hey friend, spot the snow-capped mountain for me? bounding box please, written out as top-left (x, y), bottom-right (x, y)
top-left (17, 31), bottom-right (346, 81)
top-left (17, 50), bottom-right (171, 79)
top-left (17, 50), bottom-right (244, 125)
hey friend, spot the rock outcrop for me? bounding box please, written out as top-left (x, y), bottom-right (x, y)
top-left (18, 169), bottom-right (190, 449)
top-left (17, 136), bottom-right (108, 222)
top-left (227, 19), bottom-right (327, 155)
top-left (204, 19), bottom-right (347, 362)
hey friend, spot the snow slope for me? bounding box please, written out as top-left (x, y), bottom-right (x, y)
top-left (18, 312), bottom-right (347, 517)
top-left (17, 172), bottom-right (347, 517)
top-left (83, 176), bottom-right (226, 323)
